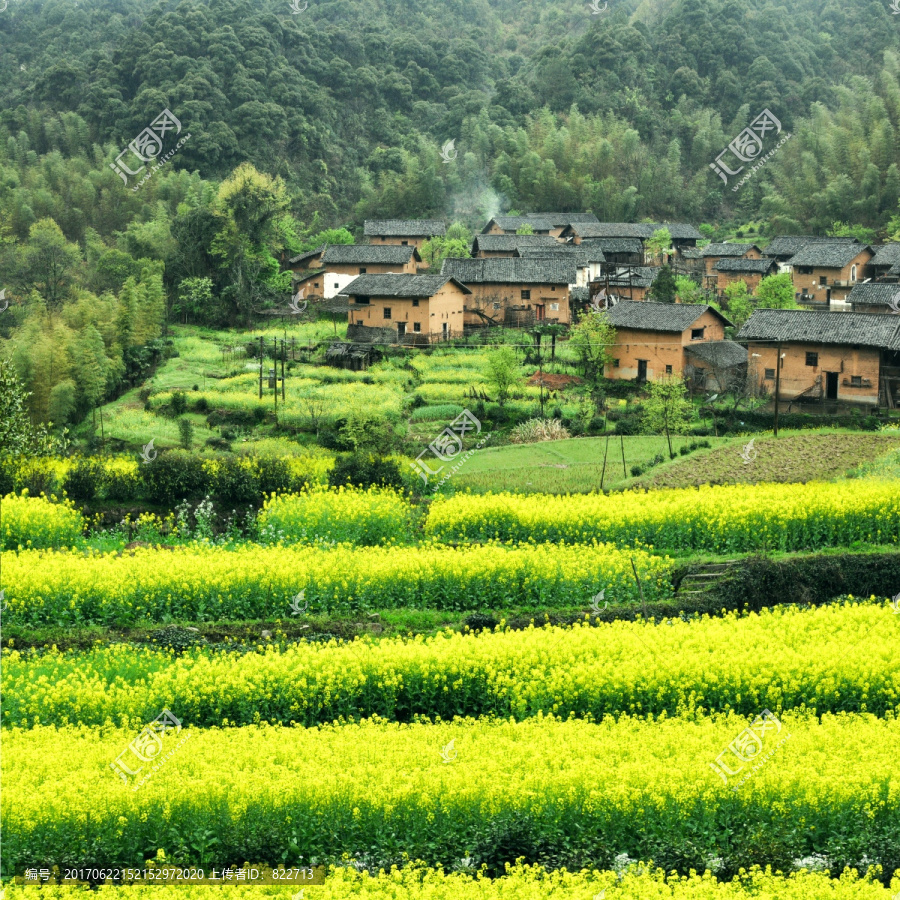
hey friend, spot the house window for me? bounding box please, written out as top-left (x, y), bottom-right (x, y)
top-left (334, 282), bottom-right (340, 289)
top-left (401, 240), bottom-right (408, 245)
top-left (521, 289), bottom-right (531, 300)
top-left (550, 285), bottom-right (556, 291)
top-left (412, 299), bottom-right (420, 307)
top-left (314, 282), bottom-right (319, 288)
top-left (806, 352), bottom-right (818, 367)
top-left (691, 327), bottom-right (705, 340)
top-left (851, 375), bottom-right (862, 387)
top-left (355, 296), bottom-right (370, 305)
top-left (612, 359), bottom-right (620, 368)
top-left (359, 267), bottom-right (367, 275)
top-left (383, 307), bottom-right (392, 319)
top-left (819, 276), bottom-right (827, 286)
top-left (764, 368), bottom-right (775, 380)
top-left (851, 265), bottom-right (857, 281)
top-left (493, 302), bottom-right (501, 310)
top-left (413, 322), bottom-right (421, 332)
top-left (550, 302), bottom-right (559, 311)
top-left (665, 365), bottom-right (673, 375)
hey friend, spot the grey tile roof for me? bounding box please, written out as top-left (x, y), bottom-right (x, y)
top-left (702, 242), bottom-right (759, 257)
top-left (322, 244), bottom-right (418, 265)
top-left (736, 308), bottom-right (900, 349)
top-left (482, 216), bottom-right (554, 233)
top-left (471, 234), bottom-right (559, 254)
top-left (569, 286), bottom-right (591, 303)
top-left (566, 222), bottom-right (701, 240)
top-left (288, 245), bottom-right (326, 265)
top-left (441, 257), bottom-right (577, 285)
top-left (582, 237), bottom-right (644, 255)
top-left (340, 273), bottom-right (470, 297)
top-left (847, 283), bottom-right (900, 307)
top-left (291, 268), bottom-right (325, 285)
top-left (606, 266), bottom-right (661, 288)
top-left (714, 258), bottom-right (777, 274)
top-left (680, 248), bottom-right (703, 259)
top-left (686, 340), bottom-right (748, 368)
top-left (870, 243), bottom-right (900, 266)
top-left (762, 235), bottom-right (859, 258)
top-left (525, 212), bottom-right (600, 227)
top-left (518, 246), bottom-right (606, 264)
top-left (787, 243), bottom-right (871, 268)
top-left (605, 300), bottom-right (732, 331)
top-left (363, 219), bottom-right (446, 237)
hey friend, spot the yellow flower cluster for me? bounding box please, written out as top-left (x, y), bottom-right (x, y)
top-left (3, 714), bottom-right (897, 875)
top-left (258, 486), bottom-right (416, 545)
top-left (5, 601), bottom-right (897, 727)
top-left (3, 541), bottom-right (671, 625)
top-left (425, 482), bottom-right (900, 551)
top-left (4, 865), bottom-right (896, 899)
top-left (0, 493), bottom-right (84, 550)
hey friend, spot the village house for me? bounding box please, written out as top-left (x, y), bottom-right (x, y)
top-left (736, 308), bottom-right (900, 407)
top-left (523, 211), bottom-right (600, 238)
top-left (286, 245), bottom-right (327, 273)
top-left (683, 340), bottom-right (748, 393)
top-left (316, 244), bottom-right (420, 299)
top-left (342, 273), bottom-right (470, 341)
top-left (517, 245), bottom-right (607, 287)
top-left (363, 219), bottom-right (446, 252)
top-left (866, 243), bottom-right (900, 282)
top-left (701, 243), bottom-right (762, 278)
top-left (712, 258), bottom-right (778, 295)
top-left (441, 257), bottom-right (575, 327)
top-left (785, 243), bottom-right (874, 306)
top-left (481, 216), bottom-right (554, 236)
top-left (603, 300), bottom-right (733, 383)
top-left (470, 233), bottom-right (559, 257)
top-left (847, 282), bottom-right (900, 314)
top-left (558, 222), bottom-right (702, 258)
top-left (761, 236), bottom-right (860, 272)
top-left (599, 266), bottom-right (662, 302)
top-left (583, 237), bottom-right (644, 267)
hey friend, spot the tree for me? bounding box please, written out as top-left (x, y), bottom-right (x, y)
top-left (648, 265), bottom-right (677, 303)
top-left (419, 236), bottom-right (471, 267)
top-left (515, 224), bottom-right (535, 235)
top-left (16, 218), bottom-right (81, 307)
top-left (826, 221), bottom-right (877, 243)
top-left (645, 227), bottom-right (672, 264)
top-left (176, 277), bottom-right (214, 325)
top-left (755, 273), bottom-right (797, 310)
top-left (178, 418), bottom-right (194, 451)
top-left (483, 345), bottom-right (523, 405)
top-left (674, 276), bottom-right (706, 304)
top-left (640, 376), bottom-right (693, 457)
top-left (722, 279), bottom-right (753, 330)
top-left (0, 357), bottom-right (68, 457)
top-left (569, 312), bottom-right (616, 384)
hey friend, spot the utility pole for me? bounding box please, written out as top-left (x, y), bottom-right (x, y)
top-left (258, 335), bottom-right (263, 400)
top-left (281, 339), bottom-right (286, 402)
top-left (773, 342), bottom-right (782, 437)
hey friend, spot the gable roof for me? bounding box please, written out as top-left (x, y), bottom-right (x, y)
top-left (714, 258), bottom-right (777, 274)
top-left (581, 237), bottom-right (644, 255)
top-left (847, 282), bottom-right (900, 308)
top-left (291, 268), bottom-right (326, 286)
top-left (482, 216), bottom-right (554, 233)
top-left (525, 212), bottom-right (600, 227)
top-left (605, 300), bottom-right (732, 331)
top-left (680, 247), bottom-right (703, 259)
top-left (322, 244), bottom-right (419, 265)
top-left (702, 242), bottom-right (759, 257)
top-left (736, 308), bottom-right (900, 349)
top-left (363, 219), bottom-right (446, 237)
top-left (470, 234), bottom-right (559, 254)
top-left (287, 245), bottom-right (326, 266)
top-left (340, 273), bottom-right (470, 298)
top-left (441, 257), bottom-right (577, 285)
top-left (686, 340), bottom-right (748, 368)
top-left (563, 222), bottom-right (701, 241)
top-left (518, 245), bottom-right (606, 264)
top-left (869, 243), bottom-right (900, 267)
top-left (787, 243), bottom-right (871, 268)
top-left (762, 235), bottom-right (859, 258)
top-left (606, 266), bottom-right (662, 288)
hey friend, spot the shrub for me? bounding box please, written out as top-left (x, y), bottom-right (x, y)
top-left (194, 396), bottom-right (209, 412)
top-left (105, 466), bottom-right (141, 502)
top-left (212, 456), bottom-right (260, 505)
top-left (141, 450), bottom-right (209, 504)
top-left (178, 418), bottom-right (194, 451)
top-left (679, 445), bottom-right (691, 456)
top-left (205, 437), bottom-right (231, 451)
top-left (170, 391), bottom-right (187, 417)
top-left (0, 494), bottom-right (84, 550)
top-left (613, 416), bottom-right (640, 436)
top-left (630, 464), bottom-right (643, 477)
top-left (329, 454), bottom-right (404, 491)
top-left (509, 419), bottom-right (572, 444)
top-left (256, 456), bottom-right (295, 495)
top-left (62, 458), bottom-right (106, 502)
